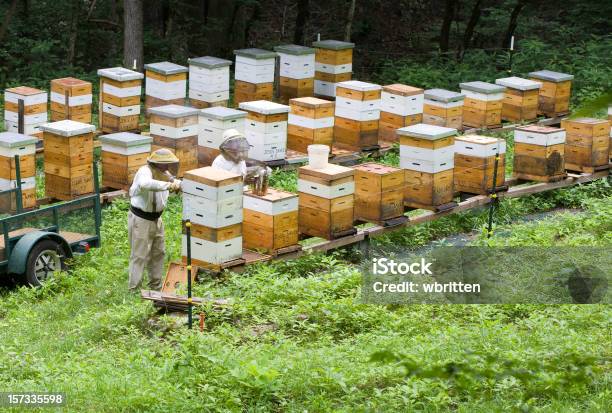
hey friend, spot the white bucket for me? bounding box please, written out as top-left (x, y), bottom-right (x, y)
top-left (308, 144), bottom-right (330, 169)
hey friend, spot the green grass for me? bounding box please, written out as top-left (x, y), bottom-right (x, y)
top-left (0, 177), bottom-right (610, 412)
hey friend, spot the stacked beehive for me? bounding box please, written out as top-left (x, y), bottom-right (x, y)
top-left (144, 61), bottom-right (188, 112)
top-left (98, 67), bottom-right (143, 133)
top-left (182, 167), bottom-right (244, 267)
top-left (561, 118), bottom-right (610, 173)
top-left (99, 133), bottom-right (152, 190)
top-left (423, 89), bottom-right (465, 129)
top-left (513, 125), bottom-right (566, 181)
top-left (0, 132), bottom-right (38, 210)
top-left (287, 97), bottom-right (334, 154)
top-left (334, 80), bottom-right (382, 150)
top-left (243, 188), bottom-right (299, 253)
top-left (528, 70), bottom-right (573, 117)
top-left (274, 44), bottom-right (315, 103)
top-left (454, 135), bottom-right (506, 194)
top-left (495, 76), bottom-right (541, 122)
top-left (3, 86), bottom-right (48, 140)
top-left (233, 48), bottom-right (277, 105)
top-left (239, 100), bottom-right (290, 162)
top-left (188, 56), bottom-right (232, 109)
top-left (149, 105), bottom-right (199, 177)
top-left (198, 107), bottom-right (247, 166)
top-left (50, 77), bottom-right (93, 123)
top-left (298, 164), bottom-right (355, 239)
top-left (398, 124), bottom-right (457, 210)
top-left (460, 81), bottom-right (505, 129)
top-left (353, 163), bottom-right (405, 224)
top-left (41, 120), bottom-right (96, 200)
top-left (378, 84), bottom-right (424, 143)
top-left (313, 40), bottom-right (355, 98)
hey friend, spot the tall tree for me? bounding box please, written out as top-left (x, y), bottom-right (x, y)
top-left (293, 0), bottom-right (310, 44)
top-left (503, 0), bottom-right (527, 48)
top-left (0, 0), bottom-right (19, 44)
top-left (459, 0), bottom-right (482, 58)
top-left (439, 0), bottom-right (458, 53)
top-left (123, 0), bottom-right (143, 70)
top-left (344, 0), bottom-right (356, 42)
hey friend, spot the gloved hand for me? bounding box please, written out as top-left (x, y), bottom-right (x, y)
top-left (169, 179), bottom-right (182, 193)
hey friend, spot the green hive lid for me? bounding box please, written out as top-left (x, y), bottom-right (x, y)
top-left (460, 81), bottom-right (505, 94)
top-left (424, 89), bottom-right (465, 102)
top-left (274, 44), bottom-right (316, 55)
top-left (144, 61), bottom-right (188, 75)
top-left (233, 48), bottom-right (277, 59)
top-left (528, 70), bottom-right (574, 82)
top-left (200, 107), bottom-right (247, 120)
top-left (148, 104), bottom-right (199, 118)
top-left (39, 120), bottom-right (96, 137)
top-left (312, 39), bottom-right (355, 50)
top-left (238, 100), bottom-right (290, 115)
top-left (97, 67), bottom-right (144, 81)
top-left (397, 123), bottom-right (457, 140)
top-left (0, 132), bottom-right (39, 148)
top-left (99, 132), bottom-right (152, 147)
top-left (495, 76), bottom-right (542, 91)
top-left (188, 56), bottom-right (232, 69)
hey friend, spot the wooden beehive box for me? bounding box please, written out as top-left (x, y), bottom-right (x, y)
top-left (379, 84), bottom-right (424, 143)
top-left (233, 48), bottom-right (277, 105)
top-left (239, 100), bottom-right (290, 162)
top-left (495, 77), bottom-right (541, 122)
top-left (423, 89), bottom-right (465, 130)
top-left (334, 80), bottom-right (382, 150)
top-left (41, 120), bottom-right (96, 200)
top-left (459, 81), bottom-right (505, 129)
top-left (182, 167), bottom-right (244, 266)
top-left (188, 56), bottom-right (232, 109)
top-left (144, 61), bottom-right (188, 112)
top-left (50, 77), bottom-right (93, 123)
top-left (288, 97), bottom-right (335, 153)
top-left (528, 70), bottom-right (573, 117)
top-left (312, 39), bottom-right (355, 98)
top-left (0, 132), bottom-right (38, 210)
top-left (398, 124), bottom-right (457, 210)
top-left (454, 135), bottom-right (506, 194)
top-left (243, 188), bottom-right (299, 253)
top-left (298, 163), bottom-right (355, 239)
top-left (561, 118), bottom-right (610, 173)
top-left (148, 104), bottom-right (200, 177)
top-left (198, 106), bottom-right (247, 166)
top-left (513, 125), bottom-right (566, 181)
top-left (274, 44), bottom-right (316, 103)
top-left (3, 86), bottom-right (48, 140)
top-left (352, 162), bottom-right (405, 223)
top-left (99, 132), bottom-right (152, 190)
top-left (98, 67), bottom-right (144, 133)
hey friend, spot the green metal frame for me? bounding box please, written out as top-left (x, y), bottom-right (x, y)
top-left (0, 158), bottom-right (102, 276)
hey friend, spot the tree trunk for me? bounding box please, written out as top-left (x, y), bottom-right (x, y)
top-left (244, 2), bottom-right (262, 46)
top-left (344, 0), bottom-right (356, 42)
top-left (293, 0), bottom-right (309, 44)
top-left (123, 0), bottom-right (144, 71)
top-left (67, 0), bottom-right (81, 66)
top-left (439, 0), bottom-right (458, 53)
top-left (459, 0), bottom-right (482, 58)
top-left (0, 0), bottom-right (19, 44)
top-left (503, 0), bottom-right (527, 48)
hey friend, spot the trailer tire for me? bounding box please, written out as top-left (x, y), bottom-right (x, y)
top-left (25, 239), bottom-right (67, 287)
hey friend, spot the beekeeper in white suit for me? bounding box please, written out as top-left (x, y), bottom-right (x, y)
top-left (212, 129), bottom-right (272, 185)
top-left (128, 148), bottom-right (182, 291)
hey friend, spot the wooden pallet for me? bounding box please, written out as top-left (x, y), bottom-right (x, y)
top-left (512, 173), bottom-right (567, 183)
top-left (564, 163), bottom-right (610, 174)
top-left (355, 215), bottom-right (408, 228)
top-left (141, 290), bottom-right (230, 312)
top-left (404, 201), bottom-right (458, 213)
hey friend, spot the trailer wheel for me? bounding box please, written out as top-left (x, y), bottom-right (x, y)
top-left (25, 240), bottom-right (66, 287)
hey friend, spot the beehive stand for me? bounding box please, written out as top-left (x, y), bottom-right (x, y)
top-left (99, 132), bottom-right (152, 191)
top-left (239, 100), bottom-right (290, 163)
top-left (528, 70), bottom-right (574, 118)
top-left (423, 88), bottom-right (465, 130)
top-left (233, 48), bottom-right (277, 106)
top-left (313, 39), bottom-right (355, 99)
top-left (148, 104), bottom-right (200, 177)
top-left (0, 132), bottom-right (38, 210)
top-left (334, 80), bottom-right (382, 151)
top-left (287, 97), bottom-right (335, 154)
top-left (97, 67), bottom-right (144, 133)
top-left (50, 77), bottom-right (93, 123)
top-left (188, 56), bottom-right (232, 109)
top-left (198, 107), bottom-right (247, 167)
top-left (513, 125), bottom-right (567, 182)
top-left (460, 81), bottom-right (505, 129)
top-left (144, 61), bottom-right (188, 113)
top-left (3, 86), bottom-right (48, 141)
top-left (561, 118), bottom-right (610, 174)
top-left (274, 44), bottom-right (316, 103)
top-left (379, 84), bottom-right (424, 143)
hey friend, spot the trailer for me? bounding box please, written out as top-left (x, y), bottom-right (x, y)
top-left (0, 156), bottom-right (102, 286)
